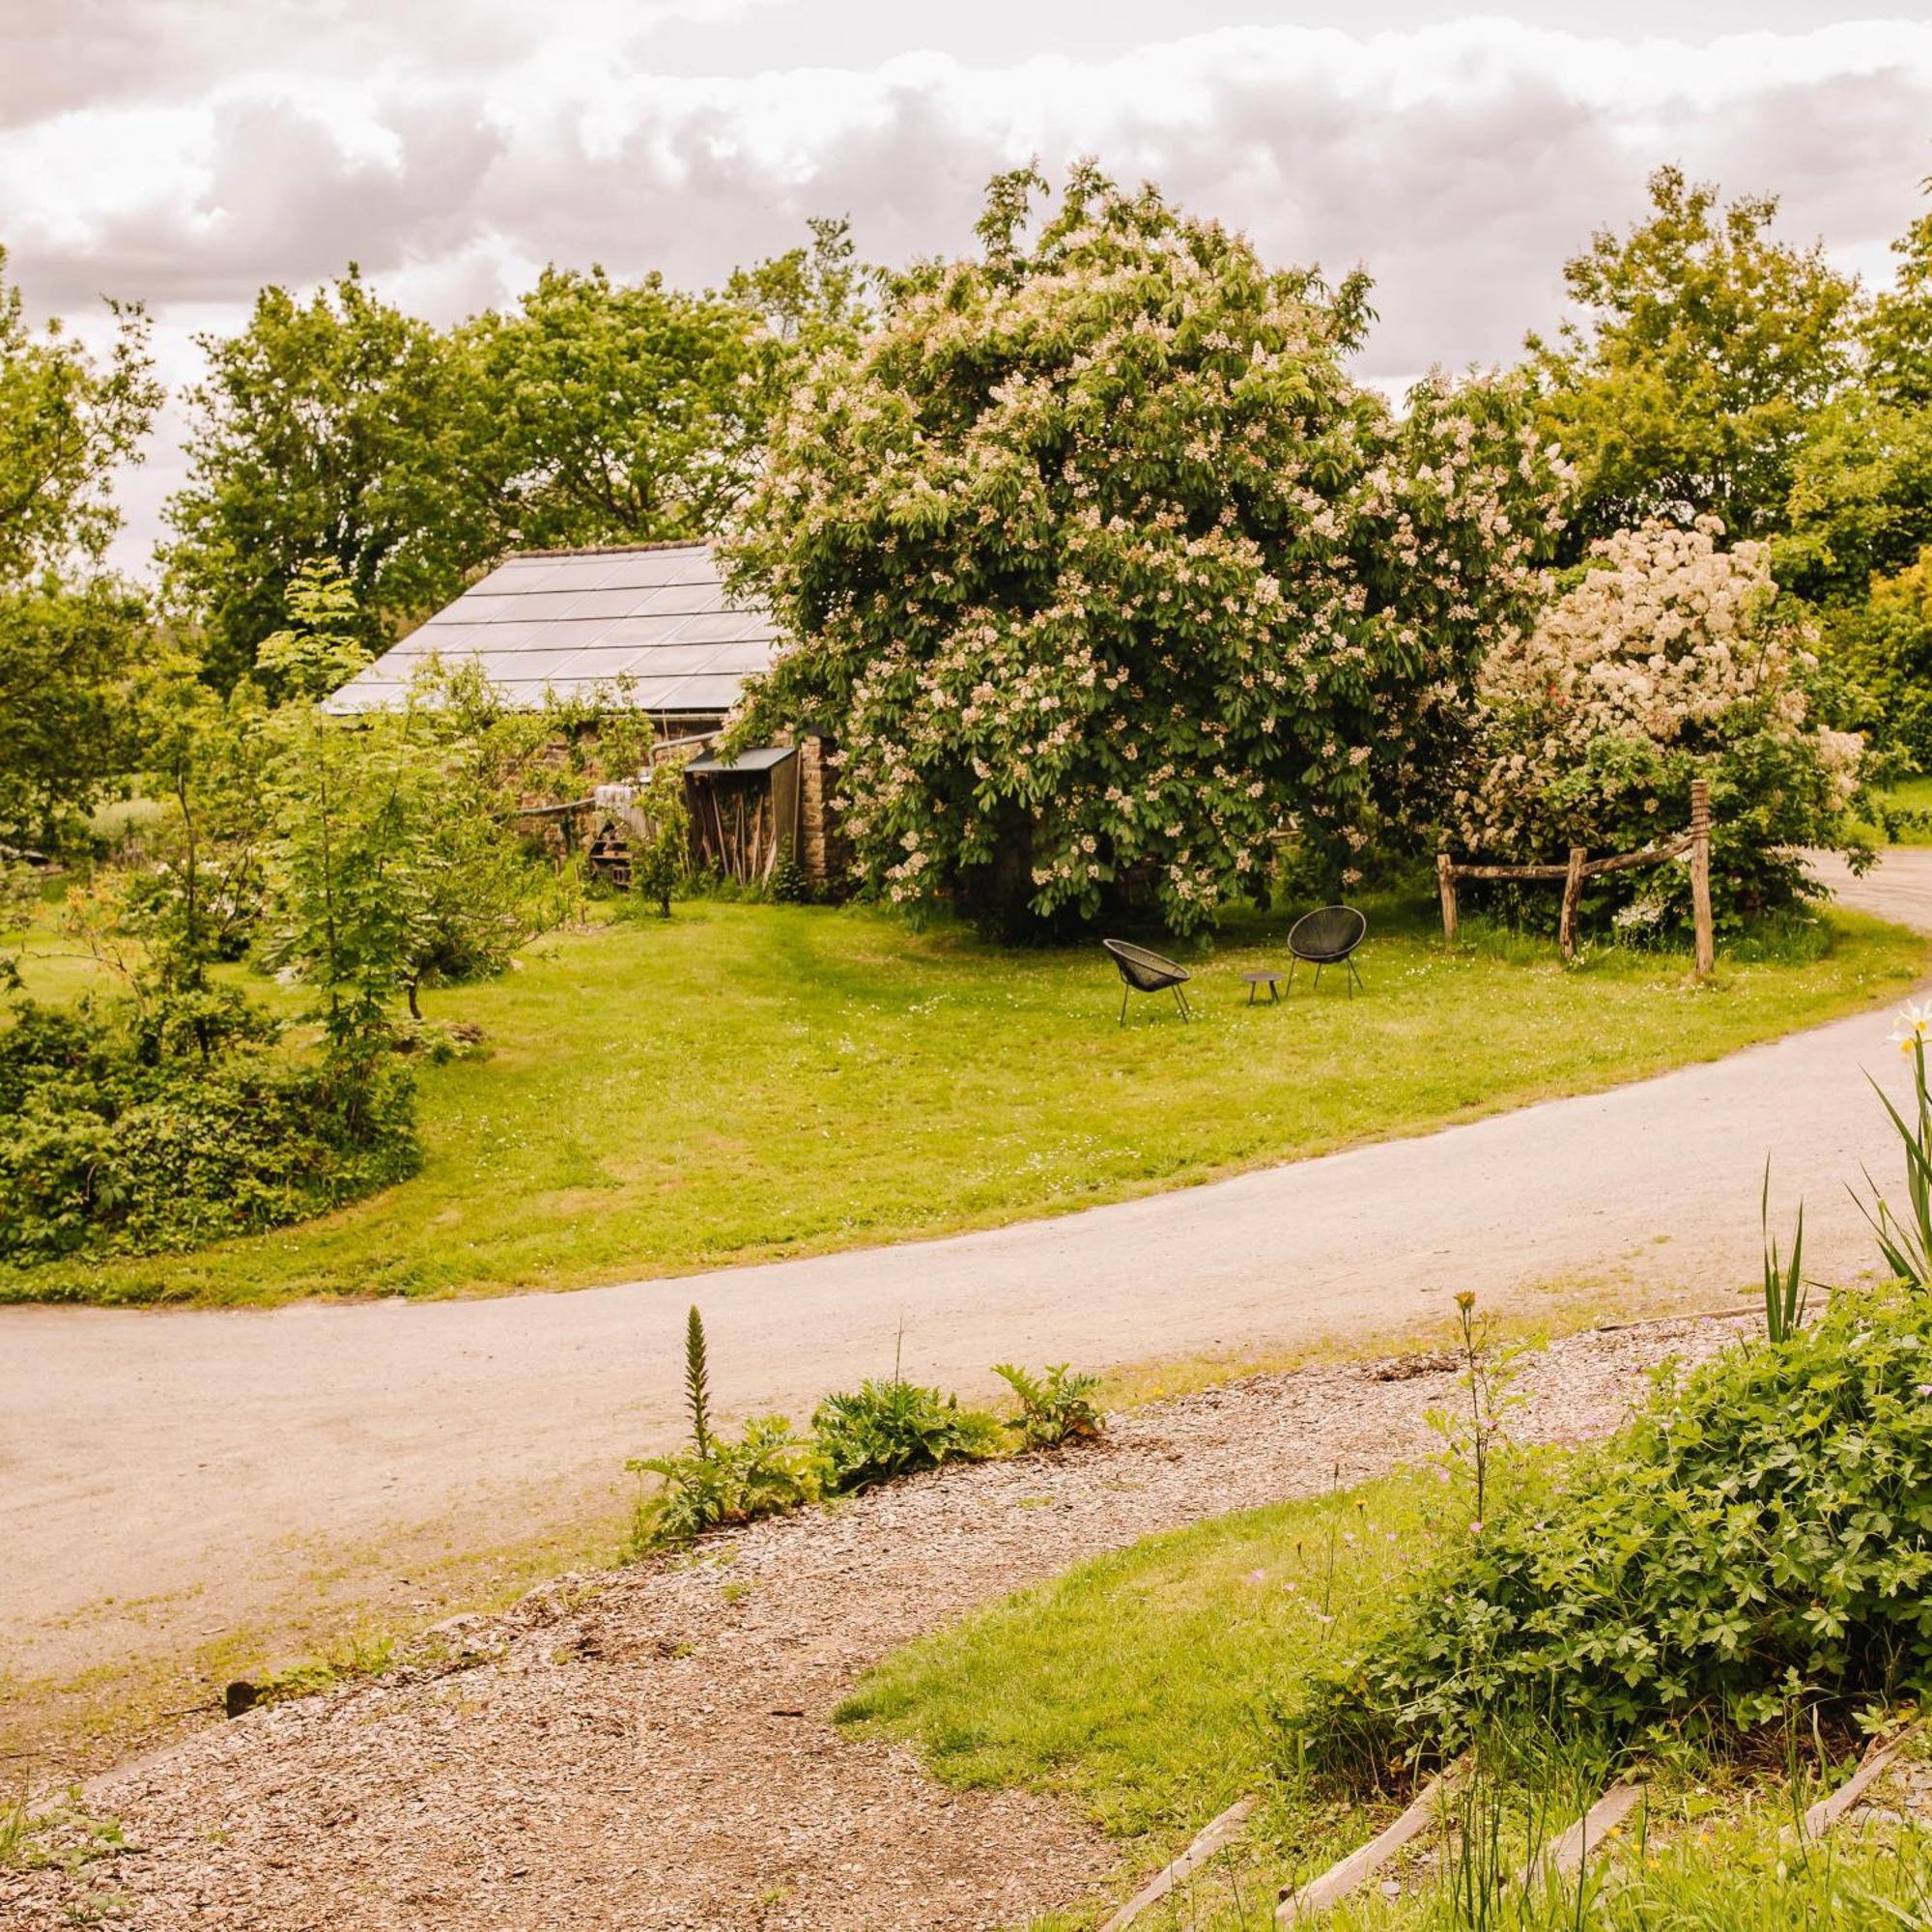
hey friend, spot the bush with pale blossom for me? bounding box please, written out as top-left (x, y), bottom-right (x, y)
top-left (724, 165), bottom-right (1569, 935)
top-left (1454, 517), bottom-right (1869, 929)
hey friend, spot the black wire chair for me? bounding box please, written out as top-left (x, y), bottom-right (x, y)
top-left (1287, 904), bottom-right (1368, 997)
top-left (1101, 938), bottom-right (1193, 1024)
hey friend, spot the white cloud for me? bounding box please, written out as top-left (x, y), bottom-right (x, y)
top-left (5, 8), bottom-right (1930, 573)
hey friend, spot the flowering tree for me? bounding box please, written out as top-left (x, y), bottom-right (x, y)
top-left (724, 165), bottom-right (1569, 934)
top-left (1452, 518), bottom-right (1868, 931)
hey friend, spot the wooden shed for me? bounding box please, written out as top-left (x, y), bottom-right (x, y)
top-left (328, 539), bottom-right (841, 886)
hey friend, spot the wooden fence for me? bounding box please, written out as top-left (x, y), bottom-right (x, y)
top-left (1435, 780), bottom-right (1714, 975)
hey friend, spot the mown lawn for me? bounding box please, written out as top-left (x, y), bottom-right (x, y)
top-left (3, 892), bottom-right (1925, 1307)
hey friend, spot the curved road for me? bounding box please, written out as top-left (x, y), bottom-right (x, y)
top-left (6, 851), bottom-right (1932, 1724)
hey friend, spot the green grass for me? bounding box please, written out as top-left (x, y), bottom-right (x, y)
top-left (840, 1473), bottom-right (1434, 1844)
top-left (3, 892), bottom-right (1926, 1307)
top-left (840, 1466), bottom-right (1932, 1930)
top-left (1876, 776), bottom-right (1932, 845)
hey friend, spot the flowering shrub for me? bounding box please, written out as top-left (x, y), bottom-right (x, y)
top-left (725, 165), bottom-right (1568, 934)
top-left (1453, 518), bottom-right (1868, 928)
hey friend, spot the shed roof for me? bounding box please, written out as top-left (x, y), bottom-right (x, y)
top-left (685, 745), bottom-right (795, 775)
top-left (327, 541), bottom-right (781, 717)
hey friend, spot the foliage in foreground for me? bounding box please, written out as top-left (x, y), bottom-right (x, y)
top-left (1288, 1281), bottom-right (1932, 1774)
top-left (626, 1308), bottom-right (1099, 1548)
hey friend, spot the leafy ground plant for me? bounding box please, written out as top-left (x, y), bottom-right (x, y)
top-left (628, 1308), bottom-right (1095, 1548)
top-left (811, 1377), bottom-right (1005, 1492)
top-left (1288, 1281), bottom-right (1932, 1776)
top-left (992, 1361), bottom-right (1105, 1450)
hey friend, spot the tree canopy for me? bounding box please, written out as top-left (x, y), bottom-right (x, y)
top-left (162, 227), bottom-right (870, 692)
top-left (0, 246), bottom-right (161, 852)
top-left (726, 165), bottom-right (1569, 933)
top-left (1530, 166), bottom-right (1856, 547)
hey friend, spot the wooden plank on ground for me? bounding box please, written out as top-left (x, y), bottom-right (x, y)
top-left (1098, 1796), bottom-right (1257, 1931)
top-left (1275, 1768), bottom-right (1457, 1924)
top-left (1518, 1780), bottom-right (1645, 1892)
top-left (1798, 1722), bottom-right (1922, 1841)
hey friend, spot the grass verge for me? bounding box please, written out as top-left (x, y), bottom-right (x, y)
top-left (4, 894), bottom-right (1925, 1307)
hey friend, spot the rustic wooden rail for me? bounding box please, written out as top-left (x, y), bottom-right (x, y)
top-left (1100, 1795), bottom-right (1258, 1931)
top-left (1436, 781), bottom-right (1714, 976)
top-left (1274, 1764), bottom-right (1463, 1924)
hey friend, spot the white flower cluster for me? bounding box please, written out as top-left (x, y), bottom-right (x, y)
top-left (727, 174), bottom-right (1569, 931)
top-left (1456, 517), bottom-right (1862, 879)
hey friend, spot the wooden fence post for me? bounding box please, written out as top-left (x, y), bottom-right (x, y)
top-left (1689, 780), bottom-right (1715, 979)
top-left (1436, 853), bottom-right (1458, 947)
top-left (1558, 846), bottom-right (1587, 961)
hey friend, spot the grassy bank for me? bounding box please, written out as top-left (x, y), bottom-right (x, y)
top-left (4, 894), bottom-right (1925, 1307)
top-left (842, 1465), bottom-right (1932, 1929)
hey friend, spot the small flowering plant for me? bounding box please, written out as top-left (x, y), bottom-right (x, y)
top-left (724, 163), bottom-right (1569, 934)
top-left (1426, 1291), bottom-right (1525, 1530)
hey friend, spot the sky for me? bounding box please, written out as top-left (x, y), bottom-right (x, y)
top-left (8, 0), bottom-right (1932, 575)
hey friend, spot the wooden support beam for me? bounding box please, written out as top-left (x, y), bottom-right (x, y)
top-left (1689, 778), bottom-right (1715, 979)
top-left (1518, 1780), bottom-right (1645, 1893)
top-left (1796, 1722), bottom-right (1921, 1841)
top-left (1276, 1768), bottom-right (1458, 1924)
top-left (1436, 852), bottom-right (1458, 947)
top-left (1558, 846), bottom-right (1587, 962)
top-left (1100, 1796), bottom-right (1257, 1931)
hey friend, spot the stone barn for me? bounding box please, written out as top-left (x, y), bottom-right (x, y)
top-left (328, 540), bottom-right (842, 887)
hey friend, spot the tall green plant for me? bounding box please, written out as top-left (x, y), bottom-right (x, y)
top-left (1760, 1161), bottom-right (1808, 1345)
top-left (1859, 1002), bottom-right (1932, 1289)
top-left (682, 1303), bottom-right (712, 1457)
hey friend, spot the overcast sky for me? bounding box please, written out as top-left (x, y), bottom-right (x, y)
top-left (8, 0), bottom-right (1932, 574)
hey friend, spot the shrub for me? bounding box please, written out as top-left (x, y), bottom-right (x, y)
top-left (1454, 518), bottom-right (1870, 931)
top-left (1285, 1281), bottom-right (1932, 1775)
top-left (627, 1414), bottom-right (824, 1548)
top-left (993, 1362), bottom-right (1106, 1450)
top-left (627, 1314), bottom-right (1104, 1549)
top-left (0, 992), bottom-right (420, 1264)
top-left (1826, 545), bottom-right (1932, 775)
top-left (812, 1378), bottom-right (1005, 1492)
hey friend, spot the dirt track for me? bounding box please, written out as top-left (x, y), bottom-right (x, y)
top-left (4, 851), bottom-right (1929, 1754)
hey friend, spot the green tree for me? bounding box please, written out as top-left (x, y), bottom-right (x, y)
top-left (1531, 165), bottom-right (1857, 546)
top-left (163, 268), bottom-right (494, 689)
top-left (1780, 200), bottom-right (1932, 604)
top-left (724, 215), bottom-right (875, 410)
top-left (465, 266), bottom-right (764, 549)
top-left (0, 245), bottom-right (161, 851)
top-left (1862, 206), bottom-right (1932, 410)
top-left (1825, 546), bottom-right (1932, 771)
top-left (629, 757), bottom-right (692, 918)
top-left (726, 165), bottom-right (1568, 934)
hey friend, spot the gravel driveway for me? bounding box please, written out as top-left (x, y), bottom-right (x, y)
top-left (4, 852), bottom-right (1929, 1756)
top-left (0, 1318), bottom-right (1742, 1932)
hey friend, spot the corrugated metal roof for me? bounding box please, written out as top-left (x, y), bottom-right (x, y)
top-left (327, 542), bottom-right (781, 717)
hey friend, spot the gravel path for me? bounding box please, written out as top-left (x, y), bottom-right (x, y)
top-left (4, 853), bottom-right (1929, 1726)
top-left (0, 1316), bottom-right (1743, 1932)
